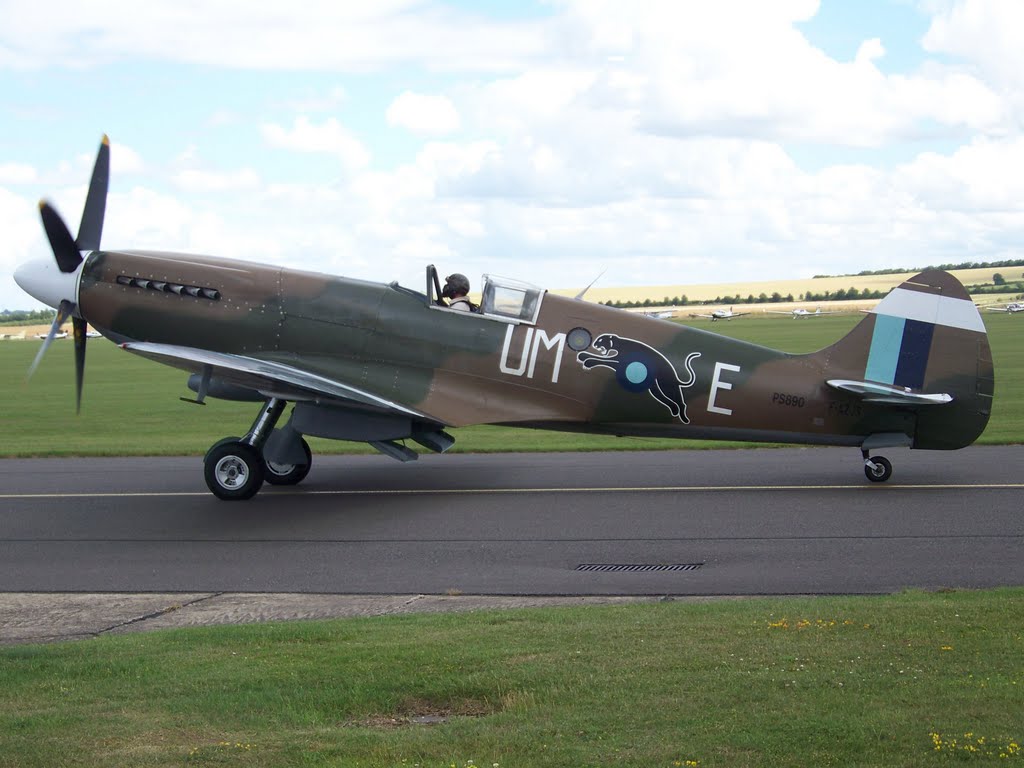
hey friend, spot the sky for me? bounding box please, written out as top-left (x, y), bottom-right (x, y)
top-left (2, 0), bottom-right (1024, 310)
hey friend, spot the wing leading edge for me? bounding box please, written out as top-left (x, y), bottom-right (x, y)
top-left (120, 341), bottom-right (440, 422)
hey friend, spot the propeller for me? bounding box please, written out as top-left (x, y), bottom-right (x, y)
top-left (25, 135), bottom-right (110, 413)
top-left (26, 299), bottom-right (74, 382)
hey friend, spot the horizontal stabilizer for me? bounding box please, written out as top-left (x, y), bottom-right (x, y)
top-left (826, 379), bottom-right (953, 406)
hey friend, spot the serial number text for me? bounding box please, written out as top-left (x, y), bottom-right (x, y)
top-left (772, 393), bottom-right (806, 408)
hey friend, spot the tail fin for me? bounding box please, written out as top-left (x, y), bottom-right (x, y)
top-left (822, 270), bottom-right (993, 449)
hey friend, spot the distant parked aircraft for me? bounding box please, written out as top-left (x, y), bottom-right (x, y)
top-left (643, 309), bottom-right (677, 320)
top-left (767, 307), bottom-right (839, 319)
top-left (985, 301), bottom-right (1023, 314)
top-left (688, 307), bottom-right (749, 321)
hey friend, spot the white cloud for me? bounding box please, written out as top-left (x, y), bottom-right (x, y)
top-left (923, 0), bottom-right (1024, 92)
top-left (0, 186), bottom-right (41, 271)
top-left (386, 91), bottom-right (461, 136)
top-left (0, 0), bottom-right (553, 73)
top-left (0, 163), bottom-right (37, 184)
top-left (555, 0), bottom-right (1007, 146)
top-left (108, 142), bottom-right (144, 175)
top-left (262, 117), bottom-right (371, 171)
top-left (172, 168), bottom-right (261, 192)
top-left (895, 136), bottom-right (1024, 211)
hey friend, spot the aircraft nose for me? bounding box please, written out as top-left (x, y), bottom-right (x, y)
top-left (13, 258), bottom-right (80, 311)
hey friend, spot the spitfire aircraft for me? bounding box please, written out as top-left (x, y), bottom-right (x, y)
top-left (15, 138), bottom-right (995, 499)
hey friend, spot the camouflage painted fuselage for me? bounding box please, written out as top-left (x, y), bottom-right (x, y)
top-left (79, 250), bottom-right (993, 451)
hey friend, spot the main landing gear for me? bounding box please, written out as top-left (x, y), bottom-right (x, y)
top-left (203, 398), bottom-right (312, 500)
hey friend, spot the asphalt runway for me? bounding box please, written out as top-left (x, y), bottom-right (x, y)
top-left (1, 446), bottom-right (1022, 596)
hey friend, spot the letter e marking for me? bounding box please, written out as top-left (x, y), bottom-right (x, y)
top-left (708, 362), bottom-right (741, 416)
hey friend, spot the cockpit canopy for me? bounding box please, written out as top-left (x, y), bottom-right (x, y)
top-left (426, 265), bottom-right (544, 325)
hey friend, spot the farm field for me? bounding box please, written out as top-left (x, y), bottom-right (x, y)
top-left (0, 312), bottom-right (1018, 457)
top-left (552, 266), bottom-right (1024, 306)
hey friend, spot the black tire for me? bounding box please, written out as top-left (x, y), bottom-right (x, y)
top-left (204, 436), bottom-right (241, 463)
top-left (864, 455), bottom-right (893, 483)
top-left (264, 438), bottom-right (312, 486)
top-left (204, 440), bottom-right (265, 500)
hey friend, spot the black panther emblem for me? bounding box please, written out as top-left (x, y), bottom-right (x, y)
top-left (576, 333), bottom-right (700, 422)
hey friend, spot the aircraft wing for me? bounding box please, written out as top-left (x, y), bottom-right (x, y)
top-left (121, 341), bottom-right (439, 421)
top-left (826, 379), bottom-right (953, 406)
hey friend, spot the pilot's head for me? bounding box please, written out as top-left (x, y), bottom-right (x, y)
top-left (442, 273), bottom-right (470, 299)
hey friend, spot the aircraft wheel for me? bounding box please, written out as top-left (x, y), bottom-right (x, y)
top-left (204, 436), bottom-right (241, 463)
top-left (205, 440), bottom-right (265, 500)
top-left (864, 456), bottom-right (892, 483)
top-left (264, 438), bottom-right (312, 486)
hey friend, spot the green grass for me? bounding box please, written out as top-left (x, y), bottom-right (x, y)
top-left (0, 313), bottom-right (1019, 457)
top-left (1, 590), bottom-right (1022, 766)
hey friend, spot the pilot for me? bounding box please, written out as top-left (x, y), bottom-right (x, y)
top-left (442, 273), bottom-right (476, 312)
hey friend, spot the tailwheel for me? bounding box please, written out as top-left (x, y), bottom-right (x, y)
top-left (205, 440), bottom-right (265, 500)
top-left (264, 437), bottom-right (313, 486)
top-left (864, 455), bottom-right (893, 483)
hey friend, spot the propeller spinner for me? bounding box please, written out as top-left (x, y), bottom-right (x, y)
top-left (13, 135), bottom-right (110, 413)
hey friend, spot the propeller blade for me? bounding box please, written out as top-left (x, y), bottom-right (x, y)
top-left (76, 135), bottom-right (109, 251)
top-left (39, 202), bottom-right (82, 274)
top-left (72, 317), bottom-right (87, 414)
top-left (26, 300), bottom-right (73, 382)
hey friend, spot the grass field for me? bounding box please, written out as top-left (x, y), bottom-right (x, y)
top-left (1, 589), bottom-right (1022, 767)
top-left (0, 312), bottom-right (1019, 457)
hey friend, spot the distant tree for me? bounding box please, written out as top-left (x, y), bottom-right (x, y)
top-left (993, 272), bottom-right (1006, 285)
top-left (0, 308), bottom-right (53, 324)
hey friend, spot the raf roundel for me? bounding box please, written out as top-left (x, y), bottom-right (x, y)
top-left (624, 360), bottom-right (651, 389)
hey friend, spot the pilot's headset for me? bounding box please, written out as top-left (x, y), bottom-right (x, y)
top-left (442, 273), bottom-right (470, 299)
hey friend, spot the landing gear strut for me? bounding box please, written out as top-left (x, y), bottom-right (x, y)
top-left (204, 398), bottom-right (294, 500)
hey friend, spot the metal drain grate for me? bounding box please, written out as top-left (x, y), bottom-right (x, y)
top-left (575, 563), bottom-right (704, 573)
